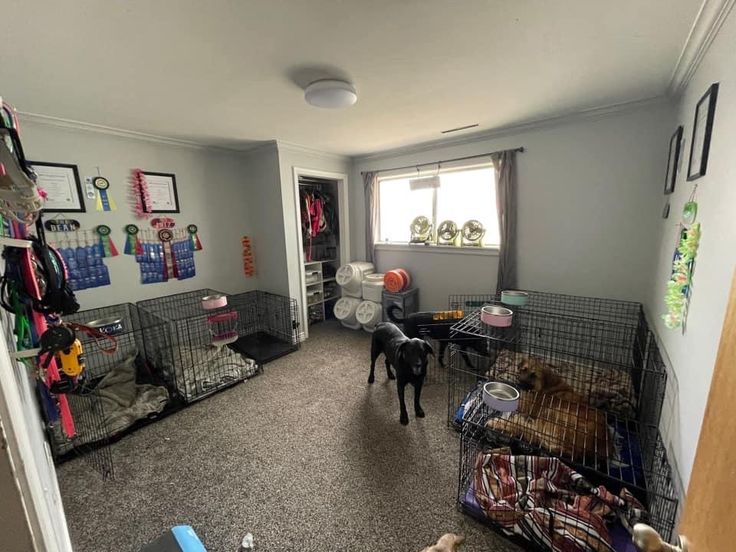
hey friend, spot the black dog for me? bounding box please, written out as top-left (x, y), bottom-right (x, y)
top-left (369, 322), bottom-right (433, 425)
top-left (387, 305), bottom-right (486, 368)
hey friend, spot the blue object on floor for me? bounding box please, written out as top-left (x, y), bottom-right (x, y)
top-left (140, 525), bottom-right (207, 552)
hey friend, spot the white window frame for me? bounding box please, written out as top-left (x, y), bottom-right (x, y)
top-left (376, 162), bottom-right (499, 255)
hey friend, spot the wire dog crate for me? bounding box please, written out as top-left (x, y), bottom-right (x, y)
top-left (448, 290), bottom-right (647, 328)
top-left (49, 303), bottom-right (172, 478)
top-left (458, 405), bottom-right (678, 550)
top-left (227, 291), bottom-right (300, 364)
top-left (447, 306), bottom-right (663, 428)
top-left (138, 289), bottom-right (298, 403)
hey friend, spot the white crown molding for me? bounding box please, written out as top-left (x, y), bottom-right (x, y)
top-left (276, 139), bottom-right (350, 162)
top-left (353, 96), bottom-right (669, 164)
top-left (16, 110), bottom-right (255, 152)
top-left (668, 0), bottom-right (736, 96)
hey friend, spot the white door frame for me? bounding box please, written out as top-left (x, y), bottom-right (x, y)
top-left (292, 167), bottom-right (350, 339)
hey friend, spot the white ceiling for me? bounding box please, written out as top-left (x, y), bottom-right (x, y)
top-left (1, 0), bottom-right (702, 156)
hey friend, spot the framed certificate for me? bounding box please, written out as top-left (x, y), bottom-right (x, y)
top-left (143, 172), bottom-right (180, 213)
top-left (687, 82), bottom-right (719, 181)
top-left (30, 161), bottom-right (85, 212)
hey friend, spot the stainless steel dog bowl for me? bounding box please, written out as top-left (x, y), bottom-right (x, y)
top-left (482, 382), bottom-right (520, 412)
top-left (87, 316), bottom-right (125, 336)
top-left (480, 305), bottom-right (514, 327)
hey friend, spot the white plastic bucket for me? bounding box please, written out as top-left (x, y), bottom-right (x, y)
top-left (336, 262), bottom-right (375, 297)
top-left (356, 300), bottom-right (382, 332)
top-left (333, 297), bottom-right (361, 327)
top-left (361, 273), bottom-right (385, 303)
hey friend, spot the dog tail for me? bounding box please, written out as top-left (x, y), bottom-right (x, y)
top-left (386, 304), bottom-right (405, 323)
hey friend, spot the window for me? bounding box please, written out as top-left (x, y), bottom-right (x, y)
top-left (378, 165), bottom-right (499, 247)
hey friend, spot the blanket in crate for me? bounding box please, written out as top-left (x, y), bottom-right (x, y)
top-left (52, 354), bottom-right (169, 454)
top-left (487, 350), bottom-right (636, 418)
top-left (163, 345), bottom-right (258, 401)
top-left (464, 450), bottom-right (644, 552)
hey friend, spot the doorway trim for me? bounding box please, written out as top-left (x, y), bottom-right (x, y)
top-left (292, 167), bottom-right (350, 339)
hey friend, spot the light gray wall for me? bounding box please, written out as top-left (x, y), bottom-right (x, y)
top-left (644, 9), bottom-right (736, 488)
top-left (239, 143), bottom-right (285, 295)
top-left (352, 102), bottom-right (673, 310)
top-left (21, 120), bottom-right (259, 309)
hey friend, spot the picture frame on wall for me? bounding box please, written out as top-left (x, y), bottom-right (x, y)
top-left (29, 161), bottom-right (86, 212)
top-left (687, 82), bottom-right (719, 181)
top-left (664, 126), bottom-right (683, 194)
top-left (143, 172), bottom-right (180, 213)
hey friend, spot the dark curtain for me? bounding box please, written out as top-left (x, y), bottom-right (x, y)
top-left (491, 150), bottom-right (518, 293)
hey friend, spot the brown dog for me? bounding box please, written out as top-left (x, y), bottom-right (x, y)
top-left (487, 356), bottom-right (610, 464)
top-left (420, 533), bottom-right (465, 552)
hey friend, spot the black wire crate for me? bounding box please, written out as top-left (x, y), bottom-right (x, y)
top-left (49, 303), bottom-right (173, 472)
top-left (457, 407), bottom-right (678, 551)
top-left (226, 290), bottom-right (300, 364)
top-left (449, 290), bottom-right (647, 329)
top-left (47, 390), bottom-right (115, 480)
top-left (137, 290), bottom-right (298, 403)
top-left (448, 308), bottom-right (662, 426)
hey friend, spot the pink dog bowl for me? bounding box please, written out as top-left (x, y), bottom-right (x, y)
top-left (480, 305), bottom-right (513, 327)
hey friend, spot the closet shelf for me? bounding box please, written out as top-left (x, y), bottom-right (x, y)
top-left (304, 258), bottom-right (337, 265)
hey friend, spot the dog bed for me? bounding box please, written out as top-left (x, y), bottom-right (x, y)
top-left (463, 449), bottom-right (644, 552)
top-left (161, 344), bottom-right (258, 402)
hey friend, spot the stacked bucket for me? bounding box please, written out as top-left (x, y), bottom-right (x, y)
top-left (334, 262), bottom-right (383, 332)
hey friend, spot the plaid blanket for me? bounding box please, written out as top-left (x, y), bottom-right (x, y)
top-left (468, 450), bottom-right (644, 552)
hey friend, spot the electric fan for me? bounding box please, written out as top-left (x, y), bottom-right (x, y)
top-left (437, 220), bottom-right (459, 246)
top-left (461, 219), bottom-right (485, 247)
top-left (409, 216), bottom-right (433, 244)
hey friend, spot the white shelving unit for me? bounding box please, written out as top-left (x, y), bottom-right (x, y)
top-left (304, 259), bottom-right (341, 323)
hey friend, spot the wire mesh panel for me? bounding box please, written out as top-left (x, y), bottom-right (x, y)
top-left (457, 419), bottom-right (678, 551)
top-left (227, 291), bottom-right (300, 364)
top-left (448, 309), bottom-right (664, 427)
top-left (449, 290), bottom-right (646, 328)
top-left (49, 303), bottom-right (173, 476)
top-left (138, 290), bottom-right (298, 403)
top-left (47, 390), bottom-right (115, 480)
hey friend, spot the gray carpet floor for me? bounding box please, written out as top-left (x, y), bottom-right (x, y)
top-left (58, 322), bottom-right (522, 552)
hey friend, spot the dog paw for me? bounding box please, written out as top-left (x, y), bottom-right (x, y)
top-left (415, 408), bottom-right (425, 418)
top-left (400, 414), bottom-right (409, 425)
top-left (367, 376), bottom-right (375, 384)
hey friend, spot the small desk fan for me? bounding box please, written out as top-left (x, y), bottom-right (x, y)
top-left (437, 220), bottom-right (459, 245)
top-left (409, 215), bottom-right (433, 244)
top-left (461, 219), bottom-right (485, 247)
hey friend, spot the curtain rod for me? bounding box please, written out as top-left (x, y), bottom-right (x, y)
top-left (360, 146), bottom-right (524, 176)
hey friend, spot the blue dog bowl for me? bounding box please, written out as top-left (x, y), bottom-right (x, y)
top-left (500, 290), bottom-right (529, 306)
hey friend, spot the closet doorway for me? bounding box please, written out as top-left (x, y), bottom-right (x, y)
top-left (292, 168), bottom-right (349, 339)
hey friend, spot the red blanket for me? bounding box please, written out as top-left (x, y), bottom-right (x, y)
top-left (471, 451), bottom-right (644, 552)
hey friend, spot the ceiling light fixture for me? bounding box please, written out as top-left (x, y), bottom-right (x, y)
top-left (304, 79), bottom-right (357, 109)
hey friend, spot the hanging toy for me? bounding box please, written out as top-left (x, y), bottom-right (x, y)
top-left (131, 168), bottom-right (152, 219)
top-left (662, 223), bottom-right (701, 330)
top-left (96, 225), bottom-right (119, 257)
top-left (92, 175), bottom-right (117, 211)
top-left (124, 224), bottom-right (142, 255)
top-left (188, 224), bottom-right (203, 251)
top-left (242, 236), bottom-right (255, 277)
